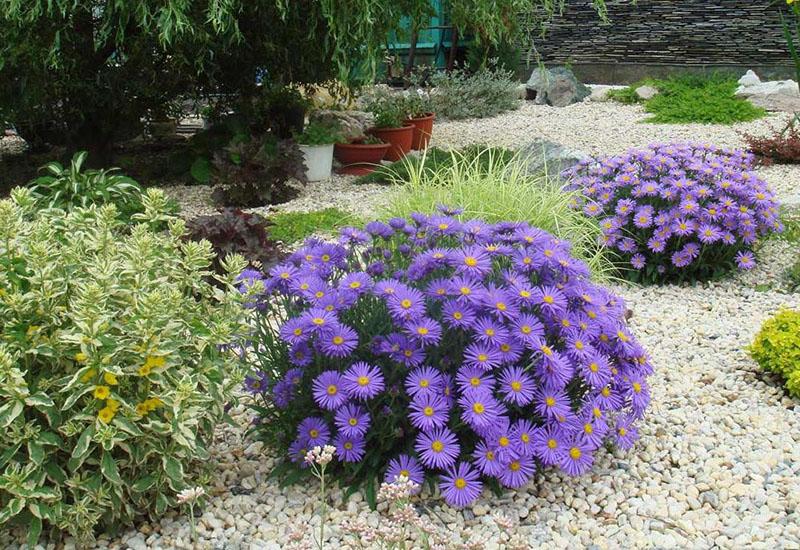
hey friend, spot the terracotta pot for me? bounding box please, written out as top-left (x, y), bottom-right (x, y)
top-left (333, 141), bottom-right (390, 175)
top-left (403, 113), bottom-right (435, 150)
top-left (368, 124), bottom-right (414, 161)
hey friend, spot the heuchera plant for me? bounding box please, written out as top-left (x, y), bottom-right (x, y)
top-left (242, 207), bottom-right (653, 508)
top-left (565, 142), bottom-right (783, 283)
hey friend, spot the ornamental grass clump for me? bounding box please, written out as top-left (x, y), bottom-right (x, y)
top-left (243, 206), bottom-right (653, 509)
top-left (565, 142), bottom-right (783, 284)
top-left (0, 188), bottom-right (246, 545)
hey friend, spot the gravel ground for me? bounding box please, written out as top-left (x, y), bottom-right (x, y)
top-left (6, 99), bottom-right (800, 549)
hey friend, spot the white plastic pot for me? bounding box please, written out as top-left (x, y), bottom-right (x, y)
top-left (299, 143), bottom-right (334, 182)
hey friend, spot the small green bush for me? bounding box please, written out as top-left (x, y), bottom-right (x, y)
top-left (429, 66), bottom-right (520, 120)
top-left (268, 208), bottom-right (363, 245)
top-left (608, 74), bottom-right (766, 124)
top-left (28, 152), bottom-right (143, 221)
top-left (749, 310), bottom-right (800, 398)
top-left (382, 148), bottom-right (614, 279)
top-left (0, 188), bottom-right (246, 544)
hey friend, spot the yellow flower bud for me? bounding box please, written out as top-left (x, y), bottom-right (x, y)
top-left (106, 398), bottom-right (120, 411)
top-left (75, 352), bottom-right (88, 363)
top-left (98, 406), bottom-right (115, 424)
top-left (80, 368), bottom-right (97, 383)
top-left (103, 372), bottom-right (118, 385)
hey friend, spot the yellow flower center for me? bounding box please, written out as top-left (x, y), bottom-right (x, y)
top-left (349, 418), bottom-right (358, 426)
top-left (519, 290), bottom-right (531, 298)
top-left (344, 442), bottom-right (353, 450)
top-left (293, 328), bottom-right (303, 336)
top-left (321, 254), bottom-right (330, 262)
top-left (333, 336), bottom-right (344, 345)
top-left (477, 354), bottom-right (488, 362)
top-left (350, 281), bottom-right (361, 289)
top-left (541, 345), bottom-right (553, 356)
top-left (575, 341), bottom-right (584, 350)
top-left (470, 377), bottom-right (481, 387)
top-left (584, 424), bottom-right (593, 434)
top-left (511, 381), bottom-right (522, 392)
top-left (401, 299), bottom-right (412, 309)
top-left (569, 447), bottom-right (582, 460)
top-left (438, 223), bottom-right (449, 230)
top-left (400, 469), bottom-right (410, 477)
top-left (593, 407), bottom-right (602, 418)
top-left (485, 328), bottom-right (495, 336)
top-left (618, 427), bottom-right (627, 436)
top-left (601, 387), bottom-right (611, 397)
top-left (499, 436), bottom-right (510, 447)
top-left (424, 406), bottom-right (434, 416)
top-left (486, 451), bottom-right (495, 460)
top-left (545, 396), bottom-right (556, 407)
top-left (632, 382), bottom-right (642, 393)
top-left (472, 402), bottom-right (485, 414)
top-left (431, 440), bottom-right (444, 452)
top-left (310, 429), bottom-right (319, 438)
top-left (521, 325), bottom-right (531, 334)
top-left (496, 302), bottom-right (507, 311)
top-left (547, 439), bottom-right (557, 449)
top-left (453, 312), bottom-right (463, 320)
top-left (417, 327), bottom-right (429, 335)
top-left (501, 344), bottom-right (511, 352)
top-left (510, 461), bottom-right (521, 472)
top-left (543, 295), bottom-right (554, 304)
top-left (589, 362), bottom-right (599, 372)
top-left (464, 256), bottom-right (478, 267)
top-left (521, 433), bottom-right (530, 443)
top-left (327, 384), bottom-right (338, 395)
top-left (523, 257), bottom-right (532, 264)
top-left (460, 286), bottom-right (471, 295)
top-left (358, 376), bottom-right (370, 386)
top-left (419, 379), bottom-right (429, 388)
top-left (312, 317), bottom-right (325, 325)
top-left (315, 291), bottom-right (325, 298)
top-left (454, 478), bottom-right (467, 489)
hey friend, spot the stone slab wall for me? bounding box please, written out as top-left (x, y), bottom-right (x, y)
top-left (525, 1), bottom-right (793, 83)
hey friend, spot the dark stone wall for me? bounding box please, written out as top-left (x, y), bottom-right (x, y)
top-left (525, 1), bottom-right (794, 84)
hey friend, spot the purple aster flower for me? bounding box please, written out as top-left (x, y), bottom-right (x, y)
top-left (334, 433), bottom-right (366, 462)
top-left (578, 415), bottom-right (608, 449)
top-left (498, 366), bottom-right (535, 406)
top-left (455, 365), bottom-right (495, 395)
top-left (385, 454), bottom-right (425, 488)
top-left (628, 376), bottom-right (651, 416)
top-left (473, 440), bottom-right (505, 476)
top-left (481, 286), bottom-right (519, 320)
top-left (288, 341), bottom-right (313, 367)
top-left (387, 286), bottom-right (426, 321)
top-left (339, 272), bottom-right (373, 294)
top-left (449, 275), bottom-right (484, 305)
top-left (511, 314), bottom-right (545, 346)
top-left (278, 318), bottom-right (309, 346)
top-left (415, 427), bottom-right (460, 469)
top-left (404, 317), bottom-right (443, 346)
top-left (374, 279), bottom-right (402, 297)
top-left (532, 424), bottom-right (565, 466)
top-left (342, 362), bottom-right (385, 400)
top-left (441, 301), bottom-right (477, 329)
top-left (365, 220), bottom-right (394, 239)
top-left (630, 254), bottom-right (646, 270)
top-left (579, 354), bottom-right (612, 388)
top-left (311, 371), bottom-right (348, 411)
top-left (288, 438), bottom-right (311, 467)
top-left (498, 455), bottom-right (535, 488)
top-left (334, 404), bottom-right (371, 438)
top-left (440, 462), bottom-right (483, 508)
top-left (301, 308), bottom-right (338, 334)
top-left (409, 393), bottom-right (450, 431)
top-left (697, 224), bottom-right (722, 244)
top-left (534, 388), bottom-right (571, 420)
top-left (735, 250), bottom-right (756, 270)
top-left (458, 389), bottom-right (503, 432)
top-left (319, 323), bottom-right (359, 358)
top-left (472, 316), bottom-right (510, 345)
top-left (297, 417), bottom-right (330, 447)
top-left (462, 342), bottom-right (502, 371)
top-left (496, 340), bottom-right (524, 365)
top-left (533, 285), bottom-right (568, 314)
top-left (614, 416), bottom-right (640, 450)
top-left (244, 370), bottom-right (269, 394)
top-left (632, 207), bottom-right (653, 228)
top-left (558, 438), bottom-right (594, 476)
top-left (405, 366), bottom-right (445, 398)
top-left (450, 245), bottom-right (492, 276)
top-left (512, 419), bottom-right (537, 458)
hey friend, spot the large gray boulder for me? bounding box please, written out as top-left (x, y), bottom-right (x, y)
top-left (735, 70), bottom-right (800, 112)
top-left (519, 139), bottom-right (590, 177)
top-left (525, 67), bottom-right (590, 107)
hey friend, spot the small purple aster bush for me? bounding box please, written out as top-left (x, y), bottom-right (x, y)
top-left (240, 207), bottom-right (653, 508)
top-left (564, 142), bottom-right (783, 283)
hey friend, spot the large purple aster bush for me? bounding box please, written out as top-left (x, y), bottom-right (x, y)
top-left (239, 207), bottom-right (653, 508)
top-left (565, 142), bottom-right (783, 284)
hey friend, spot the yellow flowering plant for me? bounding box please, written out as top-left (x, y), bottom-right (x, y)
top-left (0, 188), bottom-right (247, 545)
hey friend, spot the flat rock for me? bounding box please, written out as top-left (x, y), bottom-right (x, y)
top-left (735, 70), bottom-right (800, 112)
top-left (526, 66), bottom-right (590, 107)
top-left (519, 138), bottom-right (590, 176)
top-left (635, 85), bottom-right (659, 100)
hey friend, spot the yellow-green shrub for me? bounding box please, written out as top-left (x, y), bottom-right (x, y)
top-left (749, 309), bottom-right (800, 398)
top-left (0, 188), bottom-right (246, 545)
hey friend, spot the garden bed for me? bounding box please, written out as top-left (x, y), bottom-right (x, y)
top-left (3, 99), bottom-right (800, 550)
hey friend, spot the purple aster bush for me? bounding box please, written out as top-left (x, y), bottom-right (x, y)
top-left (565, 142), bottom-right (783, 283)
top-left (242, 209), bottom-right (653, 508)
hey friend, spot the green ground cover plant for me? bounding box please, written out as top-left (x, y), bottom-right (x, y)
top-left (267, 208), bottom-right (363, 245)
top-left (382, 148), bottom-right (614, 279)
top-left (750, 310), bottom-right (800, 398)
top-left (0, 189), bottom-right (246, 544)
top-left (608, 74), bottom-right (766, 124)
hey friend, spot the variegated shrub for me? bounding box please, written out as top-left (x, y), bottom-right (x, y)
top-left (0, 188), bottom-right (246, 545)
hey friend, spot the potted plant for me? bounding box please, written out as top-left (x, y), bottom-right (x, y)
top-left (367, 97), bottom-right (414, 161)
top-left (295, 121), bottom-right (342, 181)
top-left (333, 135), bottom-right (390, 175)
top-left (402, 92), bottom-right (435, 150)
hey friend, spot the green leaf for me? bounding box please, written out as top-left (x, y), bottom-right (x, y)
top-left (162, 455), bottom-right (184, 483)
top-left (25, 392), bottom-right (54, 407)
top-left (0, 444), bottom-right (21, 468)
top-left (132, 474), bottom-right (157, 492)
top-left (27, 441), bottom-right (45, 466)
top-left (27, 515), bottom-right (42, 548)
top-left (101, 451), bottom-right (123, 485)
top-left (0, 498), bottom-right (25, 523)
top-left (43, 461), bottom-right (67, 484)
top-left (70, 424), bottom-right (95, 465)
top-left (155, 492), bottom-right (169, 515)
top-left (364, 476), bottom-right (377, 510)
top-left (38, 431), bottom-right (63, 447)
top-left (0, 400), bottom-right (24, 428)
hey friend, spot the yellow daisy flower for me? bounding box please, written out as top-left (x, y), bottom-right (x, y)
top-left (135, 403), bottom-right (149, 416)
top-left (80, 368), bottom-right (97, 383)
top-left (75, 352), bottom-right (88, 363)
top-left (93, 385), bottom-right (111, 400)
top-left (106, 398), bottom-right (121, 411)
top-left (98, 406), bottom-right (115, 424)
top-left (137, 364), bottom-right (152, 376)
top-left (144, 398), bottom-right (163, 412)
top-left (103, 372), bottom-right (119, 385)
